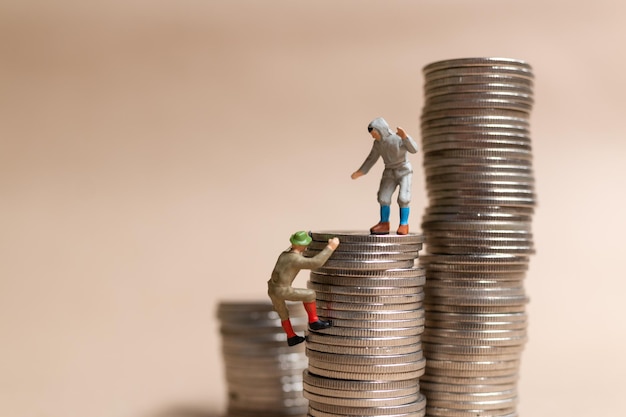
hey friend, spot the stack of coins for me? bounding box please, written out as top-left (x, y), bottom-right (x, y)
top-left (304, 231), bottom-right (427, 417)
top-left (419, 57), bottom-right (535, 417)
top-left (217, 301), bottom-right (309, 417)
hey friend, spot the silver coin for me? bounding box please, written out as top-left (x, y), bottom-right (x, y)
top-left (225, 365), bottom-right (310, 379)
top-left (420, 380), bottom-right (517, 393)
top-left (424, 233), bottom-right (534, 243)
top-left (421, 263), bottom-right (529, 274)
top-left (422, 334), bottom-right (527, 347)
top-left (424, 95), bottom-right (533, 111)
top-left (310, 274), bottom-right (425, 288)
top-left (423, 57), bottom-right (532, 72)
top-left (425, 245), bottom-right (534, 256)
top-left (423, 130), bottom-right (532, 142)
top-left (308, 240), bottom-right (423, 252)
top-left (420, 372), bottom-right (519, 386)
top-left (424, 147), bottom-right (532, 161)
top-left (307, 409), bottom-right (426, 417)
top-left (228, 390), bottom-right (308, 404)
top-left (303, 369), bottom-right (418, 390)
top-left (421, 272), bottom-right (526, 282)
top-left (304, 390), bottom-right (421, 408)
top-left (315, 259), bottom-right (415, 271)
top-left (426, 358), bottom-right (521, 372)
top-left (423, 98), bottom-right (533, 113)
top-left (422, 207), bottom-right (533, 220)
top-left (310, 231), bottom-right (426, 244)
top-left (422, 126), bottom-right (531, 139)
top-left (306, 348), bottom-right (423, 365)
top-left (424, 294), bottom-right (529, 308)
top-left (314, 292), bottom-right (424, 305)
top-left (316, 300), bottom-right (424, 312)
top-left (231, 408), bottom-right (308, 417)
top-left (305, 332), bottom-right (422, 347)
top-left (421, 119), bottom-right (530, 133)
top-left (421, 254), bottom-right (529, 265)
top-left (423, 388), bottom-right (517, 403)
top-left (224, 355), bottom-right (308, 368)
top-left (422, 229), bottom-right (533, 240)
top-left (308, 394), bottom-right (426, 415)
top-left (306, 249), bottom-right (418, 261)
top-left (423, 141), bottom-right (533, 154)
top-left (423, 75), bottom-right (533, 91)
top-left (225, 379), bottom-right (304, 395)
top-left (308, 325), bottom-right (424, 338)
top-left (423, 350), bottom-right (521, 362)
top-left (425, 279), bottom-right (525, 289)
top-left (308, 282), bottom-right (423, 296)
top-left (308, 357), bottom-right (426, 374)
top-left (317, 308), bottom-right (425, 321)
top-left (425, 286), bottom-right (526, 298)
top-left (424, 163), bottom-right (533, 177)
top-left (425, 311), bottom-right (526, 322)
top-left (424, 83), bottom-right (533, 99)
top-left (310, 266), bottom-right (425, 279)
top-left (305, 341), bottom-right (422, 356)
top-left (422, 221), bottom-right (531, 232)
top-left (422, 155), bottom-right (533, 168)
top-left (422, 342), bottom-right (525, 356)
top-left (426, 197), bottom-right (536, 208)
top-left (303, 382), bottom-right (419, 400)
top-left (424, 303), bottom-right (526, 314)
top-left (420, 107), bottom-right (530, 123)
top-left (307, 364), bottom-right (425, 381)
top-left (424, 66), bottom-right (533, 81)
top-left (320, 317), bottom-right (424, 329)
top-left (426, 181), bottom-right (535, 193)
top-left (423, 327), bottom-right (527, 339)
top-left (425, 320), bottom-right (526, 332)
top-left (424, 403), bottom-right (517, 416)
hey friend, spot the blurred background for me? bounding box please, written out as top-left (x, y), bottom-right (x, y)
top-left (1, 1), bottom-right (625, 416)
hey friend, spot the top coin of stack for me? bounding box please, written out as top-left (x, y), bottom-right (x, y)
top-left (419, 57), bottom-right (536, 417)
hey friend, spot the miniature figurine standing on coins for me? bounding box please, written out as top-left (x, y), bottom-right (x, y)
top-left (267, 231), bottom-right (340, 346)
top-left (351, 117), bottom-right (418, 235)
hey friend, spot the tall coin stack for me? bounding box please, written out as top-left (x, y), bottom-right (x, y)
top-left (303, 231), bottom-right (427, 417)
top-left (419, 57), bottom-right (536, 417)
top-left (217, 301), bottom-right (309, 417)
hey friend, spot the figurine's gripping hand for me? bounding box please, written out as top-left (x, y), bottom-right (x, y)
top-left (351, 171), bottom-right (364, 180)
top-left (327, 237), bottom-right (340, 250)
top-left (396, 127), bottom-right (408, 139)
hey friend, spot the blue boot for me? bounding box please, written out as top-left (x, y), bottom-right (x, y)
top-left (370, 205), bottom-right (391, 235)
top-left (397, 207), bottom-right (410, 235)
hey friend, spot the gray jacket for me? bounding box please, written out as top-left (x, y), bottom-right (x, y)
top-left (358, 117), bottom-right (418, 174)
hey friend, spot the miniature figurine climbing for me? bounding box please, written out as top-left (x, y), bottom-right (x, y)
top-left (351, 117), bottom-right (418, 235)
top-left (267, 231), bottom-right (340, 346)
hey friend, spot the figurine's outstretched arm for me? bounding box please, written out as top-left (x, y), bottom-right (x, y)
top-left (351, 170), bottom-right (364, 180)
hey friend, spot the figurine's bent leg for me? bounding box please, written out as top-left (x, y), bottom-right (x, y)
top-left (397, 171), bottom-right (412, 235)
top-left (371, 171), bottom-right (396, 235)
top-left (268, 286), bottom-right (306, 346)
top-left (287, 288), bottom-right (332, 331)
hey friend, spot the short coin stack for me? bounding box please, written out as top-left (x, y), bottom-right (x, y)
top-left (304, 231), bottom-right (427, 417)
top-left (217, 301), bottom-right (309, 417)
top-left (419, 57), bottom-right (536, 417)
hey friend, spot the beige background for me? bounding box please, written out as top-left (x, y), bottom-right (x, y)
top-left (1, 1), bottom-right (625, 416)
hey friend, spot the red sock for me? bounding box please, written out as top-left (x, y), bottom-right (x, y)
top-left (303, 301), bottom-right (319, 323)
top-left (281, 319), bottom-right (297, 338)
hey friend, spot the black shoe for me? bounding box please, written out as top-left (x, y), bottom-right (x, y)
top-left (287, 335), bottom-right (306, 346)
top-left (309, 320), bottom-right (332, 331)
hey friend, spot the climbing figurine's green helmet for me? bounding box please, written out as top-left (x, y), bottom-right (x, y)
top-left (290, 231), bottom-right (312, 246)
